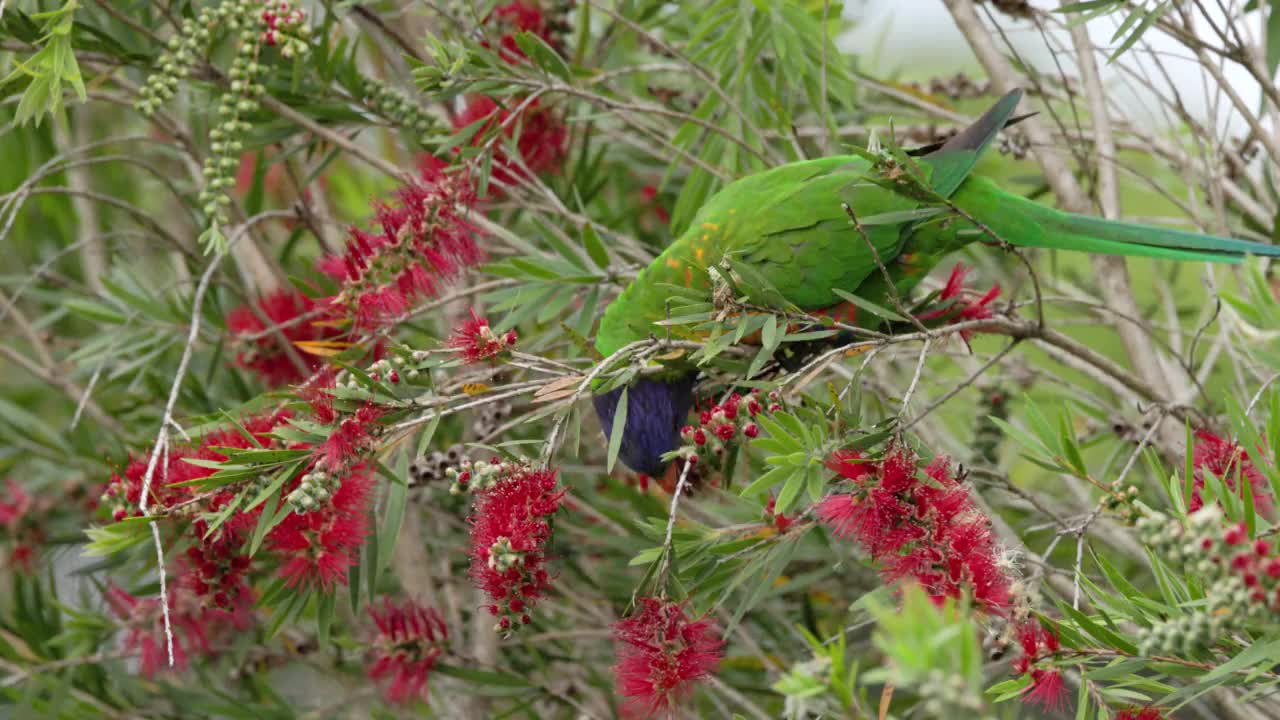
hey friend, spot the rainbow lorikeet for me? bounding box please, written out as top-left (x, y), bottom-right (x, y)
top-left (592, 89), bottom-right (1280, 477)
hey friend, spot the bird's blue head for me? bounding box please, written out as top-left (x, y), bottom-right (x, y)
top-left (591, 375), bottom-right (696, 476)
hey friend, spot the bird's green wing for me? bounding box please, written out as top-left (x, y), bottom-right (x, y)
top-left (920, 88), bottom-right (1024, 198)
top-left (721, 156), bottom-right (925, 310)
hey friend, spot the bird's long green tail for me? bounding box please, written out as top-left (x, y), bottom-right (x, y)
top-left (952, 176), bottom-right (1280, 263)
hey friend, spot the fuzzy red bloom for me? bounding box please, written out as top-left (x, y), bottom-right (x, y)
top-left (0, 479), bottom-right (32, 530)
top-left (183, 537), bottom-right (253, 611)
top-left (268, 468), bottom-right (374, 591)
top-left (318, 169), bottom-right (481, 330)
top-left (226, 289), bottom-right (337, 387)
top-left (1190, 429), bottom-right (1273, 514)
top-left (317, 402), bottom-right (384, 471)
top-left (612, 597), bottom-right (724, 718)
top-left (1010, 620), bottom-right (1066, 711)
top-left (366, 598), bottom-right (449, 704)
top-left (1115, 708), bottom-right (1168, 720)
top-left (484, 1), bottom-right (558, 62)
top-left (105, 568), bottom-right (252, 678)
top-left (1024, 668), bottom-right (1066, 711)
top-left (468, 465), bottom-right (564, 629)
top-left (915, 264), bottom-right (1001, 344)
top-left (448, 310), bottom-right (517, 364)
top-left (454, 96), bottom-right (568, 187)
top-left (0, 479), bottom-right (44, 572)
top-left (640, 185), bottom-right (671, 225)
top-left (817, 445), bottom-right (1013, 612)
top-left (101, 412), bottom-right (289, 524)
top-left (764, 496), bottom-right (794, 534)
top-left (299, 368), bottom-right (338, 424)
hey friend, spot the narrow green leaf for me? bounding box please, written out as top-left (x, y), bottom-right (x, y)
top-left (606, 388), bottom-right (628, 473)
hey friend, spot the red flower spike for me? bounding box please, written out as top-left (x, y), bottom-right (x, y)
top-left (226, 289), bottom-right (339, 387)
top-left (764, 496), bottom-right (794, 534)
top-left (1116, 707), bottom-right (1168, 720)
top-left (1013, 620), bottom-right (1067, 711)
top-left (317, 402), bottom-right (385, 470)
top-left (1224, 522), bottom-right (1249, 546)
top-left (106, 569), bottom-right (252, 679)
top-left (1191, 430), bottom-right (1273, 514)
top-left (484, 1), bottom-right (558, 63)
top-left (268, 468), bottom-right (374, 591)
top-left (817, 445), bottom-right (1014, 612)
top-left (319, 170), bottom-right (481, 331)
top-left (914, 263), bottom-right (1001, 345)
top-left (367, 598), bottom-right (449, 704)
top-left (453, 95), bottom-right (568, 188)
top-left (1024, 669), bottom-right (1067, 711)
top-left (449, 310), bottom-right (517, 364)
top-left (612, 597), bottom-right (724, 719)
top-left (468, 465), bottom-right (564, 629)
top-left (0, 479), bottom-right (45, 572)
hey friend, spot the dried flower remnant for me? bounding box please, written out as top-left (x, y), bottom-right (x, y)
top-left (448, 310), bottom-right (517, 364)
top-left (317, 167), bottom-right (482, 330)
top-left (467, 463), bottom-right (564, 632)
top-left (367, 598), bottom-right (449, 704)
top-left (1189, 429), bottom-right (1272, 514)
top-left (612, 597), bottom-right (724, 718)
top-left (817, 445), bottom-right (1013, 611)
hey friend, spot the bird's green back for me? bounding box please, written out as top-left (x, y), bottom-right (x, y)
top-left (594, 155), bottom-right (929, 356)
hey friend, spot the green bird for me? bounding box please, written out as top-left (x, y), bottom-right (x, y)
top-left (591, 89), bottom-right (1280, 477)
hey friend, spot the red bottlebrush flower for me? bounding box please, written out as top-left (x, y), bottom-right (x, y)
top-left (367, 598), bottom-right (449, 704)
top-left (468, 465), bottom-right (564, 629)
top-left (226, 289), bottom-right (335, 387)
top-left (640, 184), bottom-right (671, 225)
top-left (105, 568), bottom-right (252, 678)
top-left (1024, 668), bottom-right (1067, 711)
top-left (0, 479), bottom-right (33, 531)
top-left (319, 171), bottom-right (482, 330)
top-left (448, 310), bottom-right (517, 364)
top-left (299, 368), bottom-right (338, 424)
top-left (1116, 707), bottom-right (1168, 720)
top-left (1190, 429), bottom-right (1273, 514)
top-left (454, 95), bottom-right (568, 187)
top-left (484, 1), bottom-right (556, 62)
top-left (183, 538), bottom-right (253, 611)
top-left (317, 402), bottom-right (384, 471)
top-left (764, 495), bottom-right (794, 534)
top-left (915, 264), bottom-right (1001, 345)
top-left (612, 597), bottom-right (724, 718)
top-left (101, 412), bottom-right (290, 523)
top-left (0, 479), bottom-right (44, 572)
top-left (1011, 620), bottom-right (1066, 711)
top-left (268, 468), bottom-right (374, 591)
top-left (817, 445), bottom-right (1014, 612)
